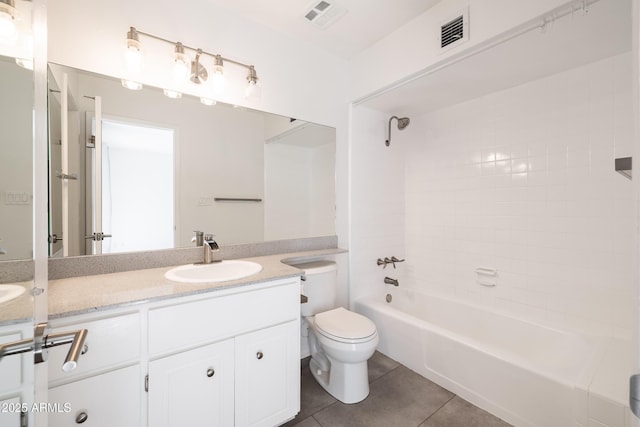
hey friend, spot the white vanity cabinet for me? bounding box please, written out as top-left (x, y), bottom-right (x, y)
top-left (0, 322), bottom-right (33, 427)
top-left (47, 312), bottom-right (143, 427)
top-left (0, 397), bottom-right (23, 427)
top-left (47, 276), bottom-right (300, 427)
top-left (147, 278), bottom-right (300, 427)
top-left (148, 339), bottom-right (235, 427)
top-left (48, 364), bottom-right (142, 427)
top-left (235, 320), bottom-right (299, 427)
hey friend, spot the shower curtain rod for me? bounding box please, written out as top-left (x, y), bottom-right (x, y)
top-left (352, 0), bottom-right (601, 107)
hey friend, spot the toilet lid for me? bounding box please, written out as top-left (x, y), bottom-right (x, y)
top-left (314, 307), bottom-right (377, 341)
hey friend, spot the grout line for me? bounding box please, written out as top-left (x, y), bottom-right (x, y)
top-left (416, 394), bottom-right (457, 426)
top-left (369, 362), bottom-right (403, 386)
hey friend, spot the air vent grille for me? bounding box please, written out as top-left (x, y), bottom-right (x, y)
top-left (303, 0), bottom-right (348, 30)
top-left (441, 15), bottom-right (464, 48)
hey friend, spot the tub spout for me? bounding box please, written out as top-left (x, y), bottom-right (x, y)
top-left (384, 277), bottom-right (399, 286)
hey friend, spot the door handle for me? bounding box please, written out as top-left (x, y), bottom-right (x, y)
top-left (84, 232), bottom-right (112, 241)
top-left (0, 322), bottom-right (88, 372)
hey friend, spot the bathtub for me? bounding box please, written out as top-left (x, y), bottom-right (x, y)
top-left (354, 291), bottom-right (618, 427)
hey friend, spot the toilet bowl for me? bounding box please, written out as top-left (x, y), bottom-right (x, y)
top-left (305, 307), bottom-right (379, 404)
top-left (288, 258), bottom-right (378, 404)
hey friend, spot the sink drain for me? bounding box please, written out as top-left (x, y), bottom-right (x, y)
top-left (386, 294), bottom-right (392, 303)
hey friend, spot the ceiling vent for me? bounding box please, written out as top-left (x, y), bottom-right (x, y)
top-left (439, 7), bottom-right (469, 52)
top-left (303, 1), bottom-right (348, 30)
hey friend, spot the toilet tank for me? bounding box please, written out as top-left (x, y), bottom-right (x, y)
top-left (291, 260), bottom-right (338, 317)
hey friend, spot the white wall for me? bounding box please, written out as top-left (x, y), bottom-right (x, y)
top-left (309, 143), bottom-right (336, 235)
top-left (264, 140), bottom-right (335, 241)
top-left (353, 52), bottom-right (634, 337)
top-left (349, 0), bottom-right (572, 101)
top-left (349, 105), bottom-right (406, 305)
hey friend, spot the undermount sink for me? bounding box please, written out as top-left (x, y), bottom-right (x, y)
top-left (165, 260), bottom-right (263, 283)
top-left (0, 284), bottom-right (26, 304)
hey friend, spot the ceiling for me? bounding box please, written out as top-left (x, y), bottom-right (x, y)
top-left (360, 0), bottom-right (632, 116)
top-left (206, 0), bottom-right (444, 59)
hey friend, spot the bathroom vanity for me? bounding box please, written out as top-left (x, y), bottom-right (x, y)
top-left (43, 252), bottom-right (314, 427)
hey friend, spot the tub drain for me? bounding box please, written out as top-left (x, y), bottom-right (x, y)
top-left (386, 294), bottom-right (392, 303)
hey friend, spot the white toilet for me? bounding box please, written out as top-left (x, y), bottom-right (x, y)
top-left (294, 260), bottom-right (378, 404)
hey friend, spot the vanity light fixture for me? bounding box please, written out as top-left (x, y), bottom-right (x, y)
top-left (172, 42), bottom-right (189, 82)
top-left (123, 27), bottom-right (259, 98)
top-left (15, 57), bottom-right (32, 70)
top-left (163, 88), bottom-right (182, 99)
top-left (212, 54), bottom-right (224, 94)
top-left (244, 65), bottom-right (260, 99)
top-left (200, 97), bottom-right (217, 106)
top-left (0, 0), bottom-right (17, 39)
top-left (124, 27), bottom-right (143, 73)
top-left (189, 48), bottom-right (208, 84)
top-left (121, 79), bottom-right (143, 91)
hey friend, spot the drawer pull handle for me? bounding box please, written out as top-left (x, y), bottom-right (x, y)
top-left (75, 411), bottom-right (88, 424)
top-left (207, 368), bottom-right (215, 378)
top-left (256, 351), bottom-right (263, 360)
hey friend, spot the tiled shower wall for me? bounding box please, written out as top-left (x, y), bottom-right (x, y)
top-left (403, 52), bottom-right (634, 337)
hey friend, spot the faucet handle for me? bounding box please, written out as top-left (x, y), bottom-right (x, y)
top-left (192, 231), bottom-right (204, 246)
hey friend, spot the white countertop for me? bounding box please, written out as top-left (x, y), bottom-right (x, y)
top-left (47, 248), bottom-right (345, 319)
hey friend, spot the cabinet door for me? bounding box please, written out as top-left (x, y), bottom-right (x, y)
top-left (48, 364), bottom-right (142, 427)
top-left (148, 339), bottom-right (234, 427)
top-left (235, 321), bottom-right (300, 427)
top-left (0, 397), bottom-right (22, 427)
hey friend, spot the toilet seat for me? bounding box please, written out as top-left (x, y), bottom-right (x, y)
top-left (314, 307), bottom-right (377, 344)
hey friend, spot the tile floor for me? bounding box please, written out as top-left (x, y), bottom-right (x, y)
top-left (283, 352), bottom-right (512, 427)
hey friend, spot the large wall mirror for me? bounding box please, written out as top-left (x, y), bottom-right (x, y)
top-left (0, 54), bottom-right (33, 262)
top-left (47, 64), bottom-right (336, 257)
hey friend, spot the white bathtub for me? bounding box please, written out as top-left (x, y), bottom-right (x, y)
top-left (355, 291), bottom-right (616, 427)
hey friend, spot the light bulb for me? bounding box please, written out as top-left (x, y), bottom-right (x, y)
top-left (212, 55), bottom-right (225, 94)
top-left (244, 65), bottom-right (260, 99)
top-left (163, 89), bottom-right (182, 99)
top-left (245, 81), bottom-right (257, 98)
top-left (15, 57), bottom-right (32, 70)
top-left (200, 97), bottom-right (216, 106)
top-left (0, 7), bottom-right (16, 41)
top-left (124, 27), bottom-right (143, 73)
top-left (121, 79), bottom-right (143, 91)
top-left (173, 42), bottom-right (189, 82)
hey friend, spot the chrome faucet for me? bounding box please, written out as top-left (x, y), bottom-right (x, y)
top-left (202, 234), bottom-right (220, 264)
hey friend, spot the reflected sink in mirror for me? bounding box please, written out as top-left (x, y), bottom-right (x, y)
top-left (165, 260), bottom-right (263, 283)
top-left (0, 284), bottom-right (26, 304)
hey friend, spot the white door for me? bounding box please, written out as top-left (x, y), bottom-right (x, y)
top-left (85, 115), bottom-right (175, 254)
top-left (101, 119), bottom-right (174, 253)
top-left (234, 321), bottom-right (300, 427)
top-left (148, 339), bottom-right (235, 427)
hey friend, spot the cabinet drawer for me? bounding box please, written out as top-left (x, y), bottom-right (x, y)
top-left (48, 364), bottom-right (142, 427)
top-left (48, 313), bottom-right (141, 383)
top-left (149, 280), bottom-right (299, 357)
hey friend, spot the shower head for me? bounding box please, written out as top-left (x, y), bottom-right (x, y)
top-left (385, 115), bottom-right (410, 146)
top-left (397, 117), bottom-right (410, 130)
